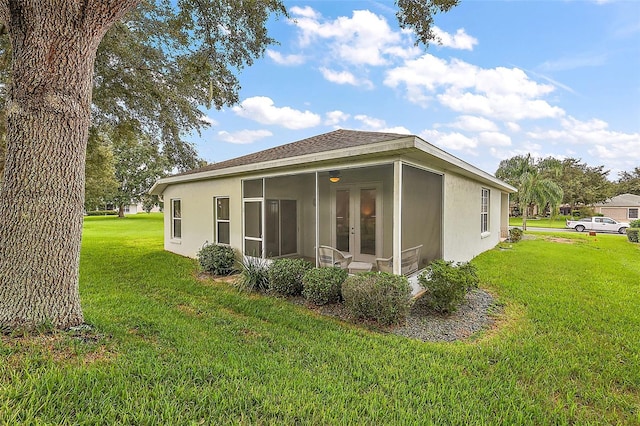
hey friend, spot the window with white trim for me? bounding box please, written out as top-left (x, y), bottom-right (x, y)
top-left (215, 197), bottom-right (230, 244)
top-left (171, 199), bottom-right (182, 239)
top-left (481, 188), bottom-right (490, 234)
top-left (630, 208), bottom-right (639, 219)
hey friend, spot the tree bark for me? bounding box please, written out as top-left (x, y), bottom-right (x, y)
top-left (0, 1), bottom-right (138, 331)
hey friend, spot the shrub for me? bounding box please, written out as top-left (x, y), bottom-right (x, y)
top-left (85, 210), bottom-right (118, 216)
top-left (341, 272), bottom-right (412, 325)
top-left (267, 258), bottom-right (313, 296)
top-left (236, 256), bottom-right (270, 292)
top-left (302, 267), bottom-right (348, 305)
top-left (197, 243), bottom-right (236, 276)
top-left (418, 260), bottom-right (479, 314)
top-left (630, 219), bottom-right (640, 228)
top-left (508, 227), bottom-right (523, 243)
top-left (627, 228), bottom-right (639, 243)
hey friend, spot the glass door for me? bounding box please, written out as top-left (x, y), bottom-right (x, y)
top-left (332, 184), bottom-right (381, 263)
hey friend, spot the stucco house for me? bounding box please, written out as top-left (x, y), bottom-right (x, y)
top-left (594, 193), bottom-right (640, 222)
top-left (150, 130), bottom-right (516, 276)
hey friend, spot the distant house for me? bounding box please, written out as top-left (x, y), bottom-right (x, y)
top-left (150, 130), bottom-right (516, 275)
top-left (594, 194), bottom-right (640, 222)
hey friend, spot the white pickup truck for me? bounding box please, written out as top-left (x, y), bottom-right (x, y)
top-left (565, 216), bottom-right (630, 234)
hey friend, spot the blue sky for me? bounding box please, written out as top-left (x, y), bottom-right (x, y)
top-left (193, 0), bottom-right (640, 179)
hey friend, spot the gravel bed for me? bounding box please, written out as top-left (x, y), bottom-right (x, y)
top-left (291, 288), bottom-right (501, 343)
top-left (391, 289), bottom-right (499, 342)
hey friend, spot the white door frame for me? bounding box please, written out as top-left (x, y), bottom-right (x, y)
top-left (330, 182), bottom-right (383, 263)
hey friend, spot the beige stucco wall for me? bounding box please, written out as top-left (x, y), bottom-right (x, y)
top-left (162, 177), bottom-right (242, 258)
top-left (442, 172), bottom-right (504, 262)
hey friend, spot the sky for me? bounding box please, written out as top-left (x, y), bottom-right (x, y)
top-left (193, 0), bottom-right (640, 180)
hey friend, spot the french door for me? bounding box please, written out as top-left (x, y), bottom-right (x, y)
top-left (331, 184), bottom-right (382, 263)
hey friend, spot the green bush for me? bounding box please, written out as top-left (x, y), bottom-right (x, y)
top-left (630, 219), bottom-right (640, 228)
top-left (341, 272), bottom-right (412, 325)
top-left (302, 267), bottom-right (348, 305)
top-left (627, 228), bottom-right (639, 243)
top-left (418, 260), bottom-right (479, 314)
top-left (508, 227), bottom-right (523, 243)
top-left (85, 210), bottom-right (118, 216)
top-left (197, 243), bottom-right (236, 275)
top-left (267, 258), bottom-right (313, 296)
top-left (236, 256), bottom-right (270, 292)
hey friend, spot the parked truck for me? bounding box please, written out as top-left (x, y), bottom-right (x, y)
top-left (565, 216), bottom-right (630, 234)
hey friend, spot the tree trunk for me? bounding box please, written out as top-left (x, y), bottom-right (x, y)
top-left (118, 204), bottom-right (125, 218)
top-left (0, 2), bottom-right (138, 331)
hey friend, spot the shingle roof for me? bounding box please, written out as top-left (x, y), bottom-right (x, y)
top-left (174, 129), bottom-right (409, 177)
top-left (595, 193), bottom-right (640, 207)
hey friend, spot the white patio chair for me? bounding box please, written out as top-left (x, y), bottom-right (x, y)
top-left (318, 245), bottom-right (353, 270)
top-left (375, 244), bottom-right (423, 276)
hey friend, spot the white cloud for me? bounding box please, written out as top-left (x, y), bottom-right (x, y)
top-left (354, 114), bottom-right (387, 129)
top-left (325, 110), bottom-right (350, 126)
top-left (290, 8), bottom-right (413, 66)
top-left (438, 90), bottom-right (565, 121)
top-left (378, 126), bottom-right (412, 134)
top-left (478, 131), bottom-right (512, 147)
top-left (290, 6), bottom-right (320, 19)
top-left (200, 116), bottom-right (217, 126)
top-left (420, 129), bottom-right (477, 152)
top-left (433, 26), bottom-right (478, 50)
top-left (217, 129), bottom-right (272, 144)
top-left (232, 96), bottom-right (321, 129)
top-left (385, 54), bottom-right (564, 121)
top-left (505, 122), bottom-right (521, 132)
top-left (322, 66), bottom-right (357, 84)
top-left (351, 114), bottom-right (411, 134)
top-left (266, 50), bottom-right (305, 66)
top-left (448, 115), bottom-right (498, 132)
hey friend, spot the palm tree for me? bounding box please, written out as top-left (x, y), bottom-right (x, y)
top-left (496, 154), bottom-right (564, 230)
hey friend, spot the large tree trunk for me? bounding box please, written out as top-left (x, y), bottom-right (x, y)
top-left (0, 1), bottom-right (138, 331)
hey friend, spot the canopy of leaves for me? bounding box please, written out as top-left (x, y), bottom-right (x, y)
top-left (556, 158), bottom-right (613, 208)
top-left (616, 167), bottom-right (640, 195)
top-left (496, 154), bottom-right (563, 227)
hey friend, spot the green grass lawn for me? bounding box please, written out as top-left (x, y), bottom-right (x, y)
top-left (509, 216), bottom-right (570, 228)
top-left (1, 214), bottom-right (639, 424)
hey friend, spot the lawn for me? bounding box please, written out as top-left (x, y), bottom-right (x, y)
top-left (1, 214), bottom-right (639, 424)
top-left (509, 216), bottom-right (570, 229)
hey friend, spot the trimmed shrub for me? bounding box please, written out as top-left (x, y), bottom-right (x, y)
top-left (237, 256), bottom-right (270, 292)
top-left (197, 243), bottom-right (236, 275)
top-left (508, 227), bottom-right (523, 243)
top-left (267, 258), bottom-right (313, 296)
top-left (302, 267), bottom-right (348, 305)
top-left (342, 272), bottom-right (412, 325)
top-left (418, 260), bottom-right (479, 314)
top-left (630, 219), bottom-right (640, 228)
top-left (627, 228), bottom-right (639, 243)
top-left (85, 210), bottom-right (118, 216)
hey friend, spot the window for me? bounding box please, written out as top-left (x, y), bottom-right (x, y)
top-left (629, 208), bottom-right (638, 219)
top-left (481, 188), bottom-right (489, 234)
top-left (171, 199), bottom-right (181, 239)
top-left (215, 197), bottom-right (230, 244)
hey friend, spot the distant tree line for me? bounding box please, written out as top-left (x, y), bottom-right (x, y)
top-left (496, 155), bottom-right (639, 228)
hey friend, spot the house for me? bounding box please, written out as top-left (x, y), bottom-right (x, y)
top-left (594, 193), bottom-right (640, 222)
top-left (150, 130), bottom-right (516, 275)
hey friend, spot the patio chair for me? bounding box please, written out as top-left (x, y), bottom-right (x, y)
top-left (375, 244), bottom-right (423, 276)
top-left (318, 245), bottom-right (353, 269)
